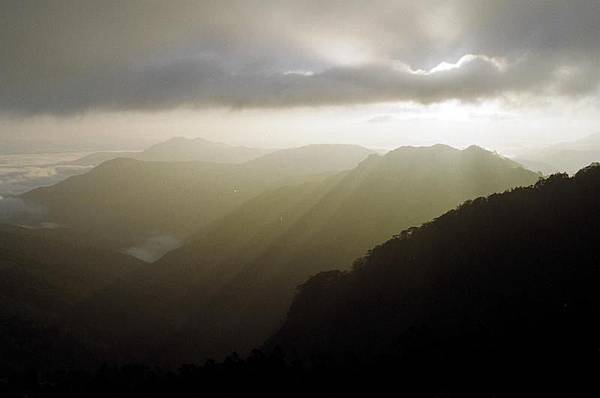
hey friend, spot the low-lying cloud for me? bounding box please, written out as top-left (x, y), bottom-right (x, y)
top-left (0, 153), bottom-right (93, 196)
top-left (0, 164), bottom-right (91, 195)
top-left (0, 196), bottom-right (46, 224)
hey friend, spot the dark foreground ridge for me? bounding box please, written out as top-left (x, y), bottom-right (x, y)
top-left (270, 164), bottom-right (600, 385)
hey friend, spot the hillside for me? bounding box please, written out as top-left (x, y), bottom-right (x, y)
top-left (77, 145), bottom-right (539, 363)
top-left (22, 145), bottom-right (373, 252)
top-left (0, 224), bottom-right (144, 370)
top-left (270, 164), bottom-right (600, 378)
top-left (67, 137), bottom-right (274, 167)
top-left (66, 151), bottom-right (140, 167)
top-left (243, 144), bottom-right (375, 177)
top-left (165, 145), bottom-right (539, 360)
top-left (138, 137), bottom-right (274, 163)
top-left (22, 159), bottom-right (261, 248)
top-left (0, 138), bottom-right (274, 199)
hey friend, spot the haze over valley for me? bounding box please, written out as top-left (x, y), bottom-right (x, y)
top-left (1, 1), bottom-right (600, 395)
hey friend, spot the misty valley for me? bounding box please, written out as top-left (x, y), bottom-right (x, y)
top-left (3, 1), bottom-right (600, 395)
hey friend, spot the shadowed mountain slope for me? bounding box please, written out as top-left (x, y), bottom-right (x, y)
top-left (0, 224), bottom-right (144, 371)
top-left (22, 159), bottom-right (272, 247)
top-left (270, 164), bottom-right (600, 374)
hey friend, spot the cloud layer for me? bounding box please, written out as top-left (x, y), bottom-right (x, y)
top-left (2, 0), bottom-right (599, 114)
top-left (0, 153), bottom-right (92, 195)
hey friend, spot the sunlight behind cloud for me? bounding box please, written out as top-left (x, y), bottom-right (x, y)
top-left (398, 54), bottom-right (508, 75)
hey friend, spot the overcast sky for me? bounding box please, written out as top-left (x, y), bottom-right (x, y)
top-left (1, 0), bottom-right (600, 154)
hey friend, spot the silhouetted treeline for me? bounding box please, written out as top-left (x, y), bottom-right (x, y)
top-left (2, 345), bottom-right (596, 397)
top-left (0, 348), bottom-right (364, 397)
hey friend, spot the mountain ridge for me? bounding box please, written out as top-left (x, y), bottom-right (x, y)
top-left (67, 136), bottom-right (275, 166)
top-left (21, 144), bottom-right (374, 251)
top-left (74, 144), bottom-right (540, 364)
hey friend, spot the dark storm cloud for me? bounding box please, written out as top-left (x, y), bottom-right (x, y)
top-left (1, 0), bottom-right (599, 114)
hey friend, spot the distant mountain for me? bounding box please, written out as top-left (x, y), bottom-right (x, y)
top-left (0, 224), bottom-right (144, 370)
top-left (270, 164), bottom-right (600, 379)
top-left (0, 138), bottom-right (273, 198)
top-left (67, 137), bottom-right (274, 167)
top-left (517, 132), bottom-right (600, 174)
top-left (512, 157), bottom-right (558, 175)
top-left (139, 137), bottom-right (274, 163)
top-left (78, 145), bottom-right (539, 363)
top-left (66, 151), bottom-right (140, 166)
top-left (21, 144), bottom-right (373, 252)
top-left (22, 159), bottom-right (277, 249)
top-left (243, 144), bottom-right (376, 177)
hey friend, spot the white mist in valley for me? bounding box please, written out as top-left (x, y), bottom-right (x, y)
top-left (0, 196), bottom-right (46, 224)
top-left (0, 152), bottom-right (93, 196)
top-left (123, 234), bottom-right (183, 263)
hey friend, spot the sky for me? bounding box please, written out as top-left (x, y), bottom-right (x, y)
top-left (1, 0), bottom-right (600, 155)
